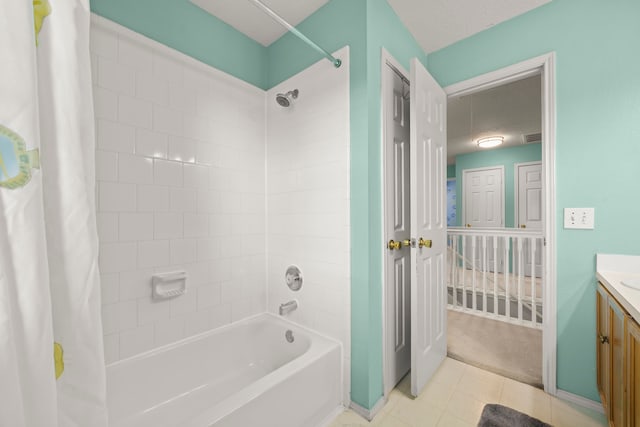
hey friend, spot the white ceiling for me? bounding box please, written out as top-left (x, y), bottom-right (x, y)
top-left (190, 0), bottom-right (330, 46)
top-left (447, 74), bottom-right (541, 164)
top-left (191, 0), bottom-right (551, 52)
top-left (387, 0), bottom-right (551, 53)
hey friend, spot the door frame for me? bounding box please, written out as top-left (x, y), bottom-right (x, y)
top-left (444, 52), bottom-right (557, 395)
top-left (461, 165), bottom-right (506, 229)
top-left (381, 48), bottom-right (411, 398)
top-left (514, 161), bottom-right (542, 230)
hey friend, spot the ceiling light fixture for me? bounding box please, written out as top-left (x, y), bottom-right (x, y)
top-left (477, 136), bottom-right (504, 148)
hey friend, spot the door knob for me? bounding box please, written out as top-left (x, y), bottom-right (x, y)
top-left (466, 224), bottom-right (471, 228)
top-left (418, 238), bottom-right (432, 249)
top-left (520, 224), bottom-right (526, 229)
top-left (388, 239), bottom-right (401, 250)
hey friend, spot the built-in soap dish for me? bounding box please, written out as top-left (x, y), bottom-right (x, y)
top-left (152, 271), bottom-right (187, 299)
top-left (621, 278), bottom-right (640, 290)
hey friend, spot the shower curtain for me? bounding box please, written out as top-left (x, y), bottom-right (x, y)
top-left (0, 1), bottom-right (108, 426)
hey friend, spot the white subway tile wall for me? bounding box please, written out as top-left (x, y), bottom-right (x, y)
top-left (266, 46), bottom-right (351, 404)
top-left (92, 19), bottom-right (266, 363)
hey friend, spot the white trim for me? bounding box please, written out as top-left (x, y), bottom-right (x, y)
top-left (461, 165), bottom-right (506, 228)
top-left (555, 390), bottom-right (605, 414)
top-left (541, 53), bottom-right (557, 396)
top-left (444, 52), bottom-right (557, 396)
top-left (349, 397), bottom-right (387, 422)
top-left (445, 53), bottom-right (551, 98)
top-left (380, 48), bottom-right (410, 398)
top-left (514, 161), bottom-right (542, 229)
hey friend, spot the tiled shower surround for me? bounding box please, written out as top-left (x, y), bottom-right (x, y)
top-left (91, 14), bottom-right (350, 401)
top-left (91, 17), bottom-right (266, 362)
top-left (267, 49), bottom-right (351, 402)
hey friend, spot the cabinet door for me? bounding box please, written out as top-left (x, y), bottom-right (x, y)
top-left (628, 318), bottom-right (640, 427)
top-left (609, 296), bottom-right (626, 427)
top-left (597, 284), bottom-right (610, 410)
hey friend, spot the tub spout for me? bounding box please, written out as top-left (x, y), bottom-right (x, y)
top-left (279, 300), bottom-right (298, 316)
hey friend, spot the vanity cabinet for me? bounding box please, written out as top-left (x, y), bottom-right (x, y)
top-left (597, 282), bottom-right (640, 427)
top-left (628, 319), bottom-right (640, 427)
top-left (597, 285), bottom-right (611, 416)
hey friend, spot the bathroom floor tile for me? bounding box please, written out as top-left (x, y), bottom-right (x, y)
top-left (435, 412), bottom-right (476, 427)
top-left (443, 389), bottom-right (486, 425)
top-left (389, 398), bottom-right (442, 426)
top-left (454, 363), bottom-right (504, 403)
top-left (499, 377), bottom-right (552, 424)
top-left (329, 357), bottom-right (607, 427)
top-left (550, 398), bottom-right (607, 427)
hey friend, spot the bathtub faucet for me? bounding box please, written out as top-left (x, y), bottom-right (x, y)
top-left (279, 300), bottom-right (298, 316)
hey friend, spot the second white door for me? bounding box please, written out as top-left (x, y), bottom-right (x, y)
top-left (516, 161), bottom-right (543, 277)
top-left (463, 166), bottom-right (504, 229)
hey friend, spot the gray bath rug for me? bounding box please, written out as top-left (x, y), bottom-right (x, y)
top-left (477, 404), bottom-right (552, 427)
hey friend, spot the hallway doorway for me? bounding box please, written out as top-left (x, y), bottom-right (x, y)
top-left (443, 54), bottom-right (556, 393)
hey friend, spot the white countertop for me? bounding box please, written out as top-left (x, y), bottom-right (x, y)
top-left (596, 254), bottom-right (640, 322)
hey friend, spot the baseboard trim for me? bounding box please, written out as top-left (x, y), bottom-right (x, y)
top-left (555, 389), bottom-right (604, 414)
top-left (349, 397), bottom-right (386, 421)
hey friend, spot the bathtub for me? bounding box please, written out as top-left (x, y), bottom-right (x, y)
top-left (106, 314), bottom-right (342, 427)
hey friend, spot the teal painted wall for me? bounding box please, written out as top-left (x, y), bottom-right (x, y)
top-left (268, 0), bottom-right (427, 409)
top-left (89, 0), bottom-right (633, 407)
top-left (89, 0), bottom-right (268, 89)
top-left (455, 144), bottom-right (541, 228)
top-left (429, 0), bottom-right (640, 401)
top-left (447, 164), bottom-right (456, 179)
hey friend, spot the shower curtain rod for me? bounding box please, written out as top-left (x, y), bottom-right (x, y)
top-left (248, 0), bottom-right (342, 68)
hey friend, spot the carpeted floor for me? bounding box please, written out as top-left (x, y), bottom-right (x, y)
top-left (447, 310), bottom-right (543, 387)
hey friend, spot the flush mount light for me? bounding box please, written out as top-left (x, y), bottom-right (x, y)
top-left (477, 136), bottom-right (504, 148)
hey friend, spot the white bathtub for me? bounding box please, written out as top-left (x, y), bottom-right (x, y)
top-left (106, 314), bottom-right (342, 427)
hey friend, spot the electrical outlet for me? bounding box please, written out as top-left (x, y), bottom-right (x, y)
top-left (564, 208), bottom-right (595, 229)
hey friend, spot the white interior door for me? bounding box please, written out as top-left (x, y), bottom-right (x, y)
top-left (462, 167), bottom-right (505, 273)
top-left (409, 58), bottom-right (447, 397)
top-left (516, 162), bottom-right (543, 277)
top-left (463, 167), bottom-right (504, 228)
top-left (384, 66), bottom-right (411, 393)
top-left (517, 162), bottom-right (542, 231)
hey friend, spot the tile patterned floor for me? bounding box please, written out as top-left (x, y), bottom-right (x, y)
top-left (328, 358), bottom-right (607, 427)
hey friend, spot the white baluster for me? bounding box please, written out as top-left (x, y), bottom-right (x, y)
top-left (493, 235), bottom-right (498, 317)
top-left (530, 236), bottom-right (536, 326)
top-left (462, 235), bottom-right (467, 310)
top-left (471, 235), bottom-right (477, 311)
top-left (517, 236), bottom-right (524, 322)
top-left (505, 235), bottom-right (510, 320)
top-left (482, 235), bottom-right (487, 315)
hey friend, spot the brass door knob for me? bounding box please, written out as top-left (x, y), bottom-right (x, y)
top-left (418, 238), bottom-right (432, 249)
top-left (466, 224), bottom-right (471, 228)
top-left (520, 224), bottom-right (527, 229)
top-left (388, 239), bottom-right (401, 250)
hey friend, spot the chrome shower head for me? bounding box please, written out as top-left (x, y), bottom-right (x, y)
top-left (276, 89), bottom-right (299, 107)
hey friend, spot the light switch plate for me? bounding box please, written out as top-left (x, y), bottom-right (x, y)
top-left (564, 208), bottom-right (595, 229)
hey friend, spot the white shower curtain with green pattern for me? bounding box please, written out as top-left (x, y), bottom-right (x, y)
top-left (0, 0), bottom-right (108, 426)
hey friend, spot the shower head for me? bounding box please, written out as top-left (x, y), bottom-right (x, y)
top-left (276, 89), bottom-right (299, 107)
